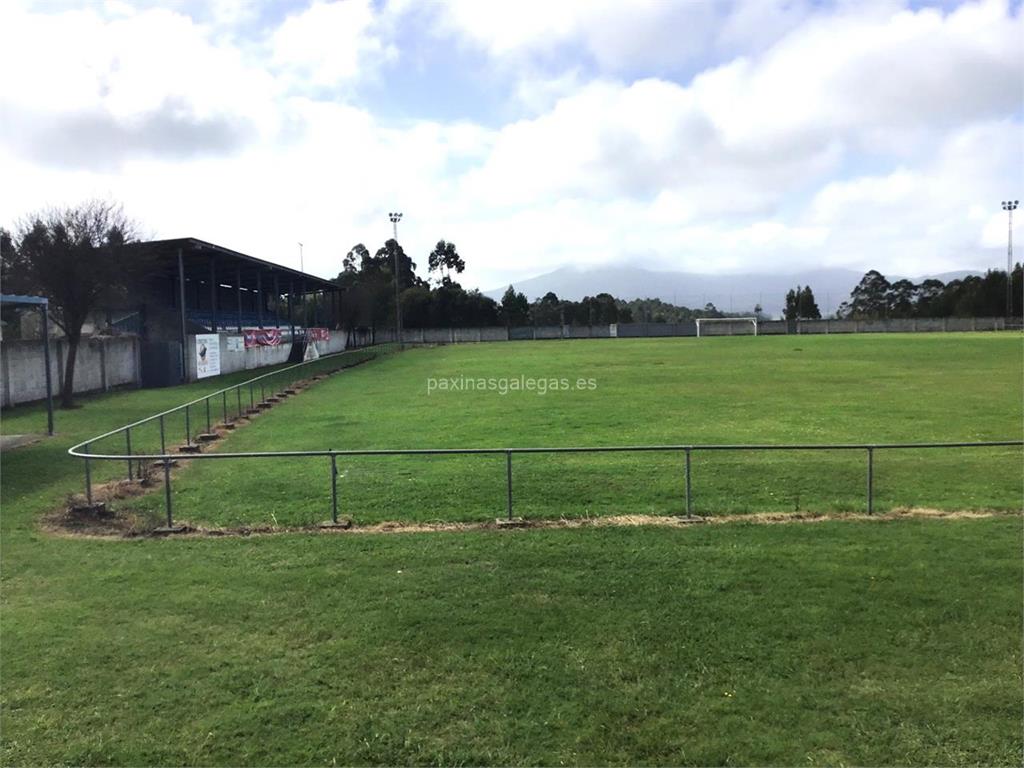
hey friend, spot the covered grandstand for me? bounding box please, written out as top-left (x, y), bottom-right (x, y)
top-left (127, 238), bottom-right (344, 384)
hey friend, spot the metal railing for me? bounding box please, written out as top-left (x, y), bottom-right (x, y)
top-left (69, 359), bottom-right (1022, 527)
top-left (68, 342), bottom-right (400, 516)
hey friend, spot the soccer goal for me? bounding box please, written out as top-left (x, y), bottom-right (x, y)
top-left (695, 317), bottom-right (758, 337)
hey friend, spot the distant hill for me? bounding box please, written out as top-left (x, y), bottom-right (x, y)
top-left (485, 266), bottom-right (982, 318)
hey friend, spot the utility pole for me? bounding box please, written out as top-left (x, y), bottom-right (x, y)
top-left (1002, 200), bottom-right (1018, 319)
top-left (388, 212), bottom-right (403, 343)
top-left (298, 242), bottom-right (304, 273)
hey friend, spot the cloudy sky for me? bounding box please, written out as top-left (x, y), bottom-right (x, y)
top-left (2, 0), bottom-right (1021, 290)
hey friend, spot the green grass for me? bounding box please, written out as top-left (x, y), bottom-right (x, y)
top-left (2, 334), bottom-right (1022, 765)
top-left (2, 520), bottom-right (1021, 765)
top-left (114, 334), bottom-right (1024, 528)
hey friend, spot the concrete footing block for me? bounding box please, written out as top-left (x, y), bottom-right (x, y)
top-left (69, 502), bottom-right (109, 518)
top-left (319, 519), bottom-right (353, 530)
top-left (495, 517), bottom-right (528, 528)
top-left (152, 525), bottom-right (188, 535)
top-left (178, 444), bottom-right (202, 454)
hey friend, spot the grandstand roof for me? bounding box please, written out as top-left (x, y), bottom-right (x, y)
top-left (133, 237), bottom-right (338, 294)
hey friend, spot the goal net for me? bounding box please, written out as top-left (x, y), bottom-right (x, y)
top-left (695, 317), bottom-right (758, 337)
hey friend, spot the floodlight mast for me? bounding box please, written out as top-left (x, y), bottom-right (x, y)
top-left (1002, 200), bottom-right (1018, 321)
top-left (388, 212), bottom-right (403, 343)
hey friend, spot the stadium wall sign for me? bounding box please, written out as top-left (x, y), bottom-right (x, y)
top-left (243, 328), bottom-right (282, 348)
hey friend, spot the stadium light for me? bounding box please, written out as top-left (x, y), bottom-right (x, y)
top-left (388, 212), bottom-right (404, 343)
top-left (1002, 200), bottom-right (1018, 319)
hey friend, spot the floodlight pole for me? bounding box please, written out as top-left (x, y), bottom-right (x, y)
top-left (298, 242), bottom-right (304, 274)
top-left (1002, 200), bottom-right (1018, 320)
top-left (389, 212), bottom-right (403, 344)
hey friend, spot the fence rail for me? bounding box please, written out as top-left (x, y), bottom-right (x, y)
top-left (68, 348), bottom-right (1022, 528)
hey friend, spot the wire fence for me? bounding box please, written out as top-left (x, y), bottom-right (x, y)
top-left (68, 343), bottom-right (1022, 530)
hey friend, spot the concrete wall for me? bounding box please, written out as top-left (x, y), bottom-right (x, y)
top-left (392, 317), bottom-right (1011, 346)
top-left (1, 335), bottom-right (140, 407)
top-left (480, 327), bottom-right (509, 341)
top-left (183, 331), bottom-right (348, 380)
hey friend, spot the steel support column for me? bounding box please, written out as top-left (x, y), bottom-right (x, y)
top-left (274, 272), bottom-right (281, 329)
top-left (209, 256), bottom-right (218, 331)
top-left (40, 303), bottom-right (54, 435)
top-left (236, 264), bottom-right (243, 333)
top-left (288, 279), bottom-right (295, 337)
top-left (177, 248), bottom-right (187, 382)
top-left (257, 270), bottom-right (263, 328)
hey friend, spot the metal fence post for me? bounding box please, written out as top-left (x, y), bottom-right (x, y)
top-left (125, 427), bottom-right (133, 480)
top-left (866, 447), bottom-right (874, 514)
top-left (163, 458), bottom-right (173, 528)
top-left (205, 397), bottom-right (211, 433)
top-left (159, 414), bottom-right (166, 455)
top-left (506, 450), bottom-right (513, 520)
top-left (222, 391), bottom-right (228, 424)
top-left (236, 386), bottom-right (242, 418)
top-left (84, 442), bottom-right (93, 506)
top-left (184, 404), bottom-right (191, 446)
top-left (685, 447), bottom-right (692, 516)
top-left (330, 453), bottom-right (338, 524)
top-left (249, 383), bottom-right (254, 409)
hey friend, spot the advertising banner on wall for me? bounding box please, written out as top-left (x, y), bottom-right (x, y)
top-left (195, 334), bottom-right (221, 379)
top-left (243, 328), bottom-right (283, 348)
top-left (226, 336), bottom-right (245, 352)
top-left (307, 328), bottom-right (330, 342)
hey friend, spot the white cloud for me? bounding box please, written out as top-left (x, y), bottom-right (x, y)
top-left (1, 0), bottom-right (1021, 296)
top-left (271, 0), bottom-right (396, 89)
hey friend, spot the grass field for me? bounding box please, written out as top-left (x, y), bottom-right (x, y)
top-left (2, 333), bottom-right (1022, 765)
top-left (106, 334), bottom-right (1024, 528)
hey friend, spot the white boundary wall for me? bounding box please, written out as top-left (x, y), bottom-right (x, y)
top-left (1, 336), bottom-right (141, 407)
top-left (398, 317), bottom-right (1010, 344)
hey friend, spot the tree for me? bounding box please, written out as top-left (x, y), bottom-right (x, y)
top-left (529, 291), bottom-right (562, 325)
top-left (798, 286), bottom-right (821, 319)
top-left (4, 200), bottom-right (142, 407)
top-left (783, 285), bottom-right (820, 320)
top-left (783, 287), bottom-right (800, 320)
top-left (427, 240), bottom-right (466, 286)
top-left (374, 238), bottom-right (421, 290)
top-left (500, 285), bottom-right (530, 327)
top-left (887, 279), bottom-right (917, 318)
top-left (844, 270), bottom-right (891, 319)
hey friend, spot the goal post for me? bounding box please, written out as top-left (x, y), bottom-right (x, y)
top-left (695, 317), bottom-right (758, 337)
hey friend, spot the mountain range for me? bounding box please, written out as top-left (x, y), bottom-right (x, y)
top-left (484, 266), bottom-right (982, 318)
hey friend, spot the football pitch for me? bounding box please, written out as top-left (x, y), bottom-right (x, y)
top-left (120, 333), bottom-right (1022, 528)
top-left (1, 333), bottom-right (1022, 765)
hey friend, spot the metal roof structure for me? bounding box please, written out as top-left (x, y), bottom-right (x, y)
top-left (0, 294), bottom-right (50, 306)
top-left (132, 238), bottom-right (339, 294)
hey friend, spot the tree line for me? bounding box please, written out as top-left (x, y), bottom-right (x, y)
top-left (835, 268), bottom-right (1023, 319)
top-left (334, 240), bottom-right (750, 331)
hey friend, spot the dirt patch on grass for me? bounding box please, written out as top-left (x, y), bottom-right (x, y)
top-left (44, 506), bottom-right (1019, 540)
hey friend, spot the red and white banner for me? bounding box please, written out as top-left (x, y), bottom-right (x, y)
top-left (307, 327), bottom-right (330, 341)
top-left (243, 328), bottom-right (283, 348)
